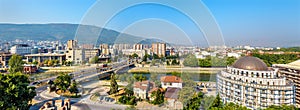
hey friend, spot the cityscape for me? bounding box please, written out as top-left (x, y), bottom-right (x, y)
top-left (0, 0), bottom-right (300, 110)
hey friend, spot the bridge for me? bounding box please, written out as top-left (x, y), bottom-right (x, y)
top-left (75, 63), bottom-right (134, 83)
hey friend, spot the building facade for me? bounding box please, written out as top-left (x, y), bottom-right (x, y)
top-left (10, 44), bottom-right (31, 55)
top-left (133, 81), bottom-right (157, 100)
top-left (0, 52), bottom-right (12, 68)
top-left (217, 56), bottom-right (295, 109)
top-left (24, 53), bottom-right (66, 64)
top-left (161, 76), bottom-right (183, 89)
top-left (273, 60), bottom-right (300, 107)
top-left (66, 49), bottom-right (85, 64)
top-left (151, 43), bottom-right (166, 57)
top-left (67, 40), bottom-right (78, 49)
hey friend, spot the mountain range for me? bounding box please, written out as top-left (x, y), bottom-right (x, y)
top-left (0, 23), bottom-right (163, 45)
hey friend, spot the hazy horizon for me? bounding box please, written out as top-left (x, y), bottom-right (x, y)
top-left (0, 0), bottom-right (299, 47)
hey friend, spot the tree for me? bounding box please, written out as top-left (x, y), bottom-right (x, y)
top-left (133, 74), bottom-right (147, 81)
top-left (183, 92), bottom-right (204, 110)
top-left (210, 94), bottom-right (223, 108)
top-left (142, 53), bottom-right (150, 62)
top-left (150, 88), bottom-right (164, 105)
top-left (54, 73), bottom-right (72, 92)
top-left (109, 73), bottom-right (118, 94)
top-left (131, 53), bottom-right (139, 58)
top-left (0, 72), bottom-right (36, 109)
top-left (69, 80), bottom-right (79, 96)
top-left (48, 60), bottom-right (54, 67)
top-left (264, 105), bottom-right (297, 110)
top-left (90, 56), bottom-right (99, 64)
top-left (183, 54), bottom-right (198, 67)
top-left (32, 61), bottom-right (38, 65)
top-left (153, 54), bottom-right (159, 59)
top-left (124, 88), bottom-right (134, 97)
top-left (53, 60), bottom-right (59, 65)
top-left (8, 54), bottom-right (24, 73)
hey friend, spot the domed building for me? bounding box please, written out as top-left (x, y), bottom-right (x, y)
top-left (217, 56), bottom-right (295, 109)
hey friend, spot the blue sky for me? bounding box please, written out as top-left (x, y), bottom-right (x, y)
top-left (0, 0), bottom-right (299, 47)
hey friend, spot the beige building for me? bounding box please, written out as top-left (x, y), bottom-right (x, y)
top-left (0, 52), bottom-right (12, 68)
top-left (152, 43), bottom-right (166, 57)
top-left (67, 40), bottom-right (78, 49)
top-left (66, 48), bottom-right (85, 64)
top-left (25, 53), bottom-right (66, 64)
top-left (133, 44), bottom-right (144, 50)
top-left (217, 56), bottom-right (295, 109)
top-left (273, 60), bottom-right (300, 107)
top-left (84, 49), bottom-right (100, 60)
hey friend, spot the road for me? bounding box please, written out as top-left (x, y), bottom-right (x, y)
top-left (30, 60), bottom-right (130, 110)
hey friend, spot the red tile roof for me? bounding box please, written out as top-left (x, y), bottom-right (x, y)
top-left (161, 76), bottom-right (182, 83)
top-left (134, 81), bottom-right (155, 91)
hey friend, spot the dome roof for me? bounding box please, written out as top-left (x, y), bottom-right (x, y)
top-left (232, 56), bottom-right (268, 71)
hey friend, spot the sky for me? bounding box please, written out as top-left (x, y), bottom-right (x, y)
top-left (0, 0), bottom-right (299, 47)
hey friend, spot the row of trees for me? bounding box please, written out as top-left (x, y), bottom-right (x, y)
top-left (43, 59), bottom-right (60, 66)
top-left (182, 54), bottom-right (238, 67)
top-left (252, 53), bottom-right (298, 66)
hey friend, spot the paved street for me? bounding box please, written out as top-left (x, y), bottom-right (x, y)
top-left (30, 61), bottom-right (130, 110)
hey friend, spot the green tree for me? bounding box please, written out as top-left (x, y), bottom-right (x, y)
top-left (32, 61), bottom-right (38, 65)
top-left (54, 73), bottom-right (72, 92)
top-left (183, 92), bottom-right (204, 110)
top-left (90, 56), bottom-right (99, 64)
top-left (210, 94), bottom-right (223, 108)
top-left (53, 60), bottom-right (59, 65)
top-left (109, 73), bottom-right (119, 94)
top-left (133, 74), bottom-right (147, 81)
top-left (0, 72), bottom-right (36, 109)
top-left (8, 54), bottom-right (24, 73)
top-left (142, 53), bottom-right (150, 62)
top-left (131, 53), bottom-right (139, 58)
top-left (48, 60), bottom-right (54, 67)
top-left (153, 54), bottom-right (159, 59)
top-left (150, 88), bottom-right (164, 105)
top-left (69, 80), bottom-right (79, 96)
top-left (183, 54), bottom-right (198, 67)
top-left (264, 105), bottom-right (297, 110)
top-left (226, 57), bottom-right (237, 65)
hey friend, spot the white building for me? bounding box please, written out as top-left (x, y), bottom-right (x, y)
top-left (133, 81), bottom-right (157, 100)
top-left (161, 76), bottom-right (183, 89)
top-left (10, 44), bottom-right (31, 55)
top-left (66, 48), bottom-right (85, 64)
top-left (217, 56), bottom-right (295, 109)
top-left (227, 52), bottom-right (241, 58)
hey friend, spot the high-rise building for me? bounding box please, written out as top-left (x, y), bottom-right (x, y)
top-left (273, 60), bottom-right (300, 107)
top-left (67, 40), bottom-right (78, 49)
top-left (217, 56), bottom-right (295, 109)
top-left (133, 44), bottom-right (144, 50)
top-left (151, 43), bottom-right (166, 57)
